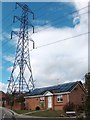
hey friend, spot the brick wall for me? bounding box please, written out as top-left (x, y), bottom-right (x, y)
top-left (69, 84), bottom-right (86, 106)
top-left (25, 97), bottom-right (41, 110)
top-left (53, 94), bottom-right (69, 110)
top-left (0, 91), bottom-right (7, 107)
top-left (25, 94), bottom-right (69, 111)
top-left (6, 99), bottom-right (25, 110)
top-left (6, 103), bottom-right (23, 110)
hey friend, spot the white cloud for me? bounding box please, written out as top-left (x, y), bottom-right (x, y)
top-left (0, 82), bottom-right (8, 93)
top-left (73, 0), bottom-right (89, 3)
top-left (7, 66), bottom-right (13, 72)
top-left (2, 30), bottom-right (18, 46)
top-left (3, 55), bottom-right (15, 63)
top-left (2, 32), bottom-right (10, 41)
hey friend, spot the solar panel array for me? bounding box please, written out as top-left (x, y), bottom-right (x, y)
top-left (27, 81), bottom-right (81, 96)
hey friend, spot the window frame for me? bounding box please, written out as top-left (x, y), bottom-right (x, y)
top-left (40, 97), bottom-right (44, 102)
top-left (57, 95), bottom-right (63, 102)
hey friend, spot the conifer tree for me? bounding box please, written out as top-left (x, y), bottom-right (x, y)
top-left (85, 72), bottom-right (90, 119)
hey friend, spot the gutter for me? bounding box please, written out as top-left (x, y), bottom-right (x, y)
top-left (24, 91), bottom-right (70, 98)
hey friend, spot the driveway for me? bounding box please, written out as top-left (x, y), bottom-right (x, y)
top-left (0, 107), bottom-right (86, 120)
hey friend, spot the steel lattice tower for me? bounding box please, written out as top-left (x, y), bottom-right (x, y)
top-left (7, 2), bottom-right (35, 94)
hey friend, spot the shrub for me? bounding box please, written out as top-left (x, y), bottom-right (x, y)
top-left (75, 104), bottom-right (85, 112)
top-left (15, 95), bottom-right (25, 103)
top-left (63, 103), bottom-right (75, 112)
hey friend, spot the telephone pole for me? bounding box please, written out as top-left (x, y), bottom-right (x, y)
top-left (7, 2), bottom-right (35, 94)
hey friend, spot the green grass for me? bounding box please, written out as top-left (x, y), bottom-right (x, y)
top-left (14, 110), bottom-right (33, 114)
top-left (27, 110), bottom-right (65, 117)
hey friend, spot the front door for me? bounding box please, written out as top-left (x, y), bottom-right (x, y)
top-left (48, 96), bottom-right (52, 109)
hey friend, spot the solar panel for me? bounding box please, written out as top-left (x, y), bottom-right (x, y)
top-left (28, 81), bottom-right (79, 96)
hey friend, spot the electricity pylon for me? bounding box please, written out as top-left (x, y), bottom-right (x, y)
top-left (7, 2), bottom-right (35, 94)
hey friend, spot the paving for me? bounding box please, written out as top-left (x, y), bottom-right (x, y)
top-left (0, 107), bottom-right (86, 120)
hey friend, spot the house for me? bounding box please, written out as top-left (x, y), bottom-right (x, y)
top-left (0, 91), bottom-right (25, 110)
top-left (6, 93), bottom-right (25, 110)
top-left (0, 91), bottom-right (7, 107)
top-left (25, 81), bottom-right (86, 111)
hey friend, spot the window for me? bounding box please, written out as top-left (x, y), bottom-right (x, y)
top-left (40, 97), bottom-right (44, 102)
top-left (57, 95), bottom-right (63, 102)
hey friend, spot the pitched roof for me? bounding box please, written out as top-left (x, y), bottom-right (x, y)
top-left (26, 81), bottom-right (83, 96)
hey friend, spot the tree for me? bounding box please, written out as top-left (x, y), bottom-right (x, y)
top-left (85, 72), bottom-right (90, 119)
top-left (2, 101), bottom-right (5, 107)
top-left (6, 93), bottom-right (15, 110)
top-left (15, 94), bottom-right (25, 103)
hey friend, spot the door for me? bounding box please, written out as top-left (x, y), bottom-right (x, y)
top-left (48, 96), bottom-right (52, 108)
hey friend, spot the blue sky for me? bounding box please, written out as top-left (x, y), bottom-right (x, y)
top-left (1, 1), bottom-right (88, 92)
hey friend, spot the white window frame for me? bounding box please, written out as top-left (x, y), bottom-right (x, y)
top-left (57, 95), bottom-right (63, 102)
top-left (40, 97), bottom-right (44, 101)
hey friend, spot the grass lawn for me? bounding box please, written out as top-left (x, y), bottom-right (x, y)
top-left (14, 110), bottom-right (33, 114)
top-left (27, 110), bottom-right (65, 117)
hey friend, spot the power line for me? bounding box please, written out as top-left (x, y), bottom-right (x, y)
top-left (1, 22), bottom-right (14, 36)
top-left (2, 6), bottom-right (88, 47)
top-left (1, 3), bottom-right (16, 23)
top-left (1, 3), bottom-right (51, 25)
top-left (2, 4), bottom-right (89, 52)
top-left (3, 31), bottom-right (89, 54)
top-left (35, 2), bottom-right (75, 19)
top-left (33, 10), bottom-right (89, 35)
top-left (35, 32), bottom-right (89, 49)
top-left (1, 4), bottom-right (18, 43)
top-left (2, 9), bottom-right (16, 22)
top-left (34, 5), bottom-right (89, 33)
top-left (2, 3), bottom-right (88, 36)
top-left (34, 2), bottom-right (58, 18)
top-left (2, 9), bottom-right (88, 52)
top-left (2, 37), bottom-right (17, 54)
top-left (0, 17), bottom-right (15, 36)
top-left (3, 31), bottom-right (89, 66)
top-left (1, 23), bottom-right (14, 46)
top-left (2, 20), bottom-right (19, 45)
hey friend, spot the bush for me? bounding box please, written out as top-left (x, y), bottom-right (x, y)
top-left (2, 101), bottom-right (5, 107)
top-left (63, 103), bottom-right (75, 112)
top-left (85, 72), bottom-right (90, 119)
top-left (64, 103), bottom-right (85, 113)
top-left (75, 104), bottom-right (85, 112)
top-left (15, 95), bottom-right (25, 103)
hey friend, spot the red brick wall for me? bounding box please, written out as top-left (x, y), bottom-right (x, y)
top-left (0, 91), bottom-right (6, 99)
top-left (25, 94), bottom-right (69, 111)
top-left (6, 103), bottom-right (22, 110)
top-left (25, 97), bottom-right (41, 110)
top-left (0, 91), bottom-right (7, 107)
top-left (53, 94), bottom-right (69, 110)
top-left (69, 84), bottom-right (86, 106)
top-left (0, 101), bottom-right (2, 106)
top-left (6, 99), bottom-right (25, 110)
